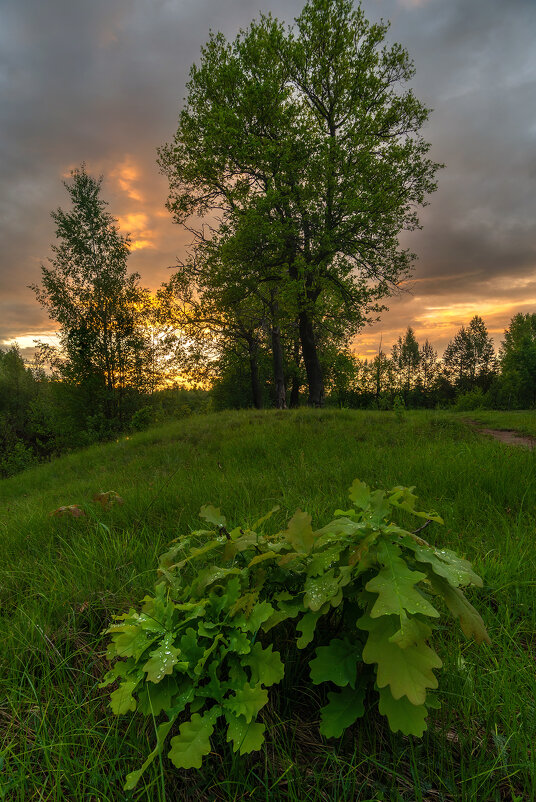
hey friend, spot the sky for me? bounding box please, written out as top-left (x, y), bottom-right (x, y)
top-left (1, 0), bottom-right (535, 361)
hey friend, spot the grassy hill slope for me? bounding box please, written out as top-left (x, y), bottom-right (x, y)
top-left (1, 409), bottom-right (535, 800)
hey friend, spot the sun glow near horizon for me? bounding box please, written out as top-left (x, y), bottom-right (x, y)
top-left (351, 297), bottom-right (536, 360)
top-left (6, 298), bottom-right (531, 366)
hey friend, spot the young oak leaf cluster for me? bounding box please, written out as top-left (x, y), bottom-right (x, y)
top-left (101, 479), bottom-right (490, 789)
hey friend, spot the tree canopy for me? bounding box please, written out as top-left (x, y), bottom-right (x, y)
top-left (499, 313), bottom-right (536, 407)
top-left (31, 166), bottom-right (162, 423)
top-left (443, 315), bottom-right (497, 392)
top-left (158, 0), bottom-right (441, 406)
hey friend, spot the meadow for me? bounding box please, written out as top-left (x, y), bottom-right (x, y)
top-left (462, 410), bottom-right (536, 440)
top-left (0, 409), bottom-right (535, 801)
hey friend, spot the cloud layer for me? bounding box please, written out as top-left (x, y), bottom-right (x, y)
top-left (1, 0), bottom-right (535, 359)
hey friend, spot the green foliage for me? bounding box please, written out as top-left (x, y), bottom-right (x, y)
top-left (499, 313), bottom-right (536, 408)
top-left (30, 165), bottom-right (176, 428)
top-left (393, 394), bottom-right (406, 421)
top-left (443, 315), bottom-right (497, 393)
top-left (102, 476), bottom-right (489, 788)
top-left (130, 405), bottom-right (153, 431)
top-left (2, 408), bottom-right (534, 799)
top-left (159, 0), bottom-right (442, 407)
top-left (0, 439), bottom-right (37, 477)
top-left (0, 345), bottom-right (42, 476)
top-left (0, 331), bottom-right (212, 479)
top-left (392, 328), bottom-right (421, 397)
top-left (453, 387), bottom-right (490, 411)
top-left (319, 685), bottom-right (366, 737)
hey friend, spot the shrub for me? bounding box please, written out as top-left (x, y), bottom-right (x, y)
top-left (101, 480), bottom-right (489, 790)
top-left (0, 439), bottom-right (37, 477)
top-left (393, 394), bottom-right (406, 420)
top-left (453, 387), bottom-right (490, 411)
top-left (130, 406), bottom-right (153, 431)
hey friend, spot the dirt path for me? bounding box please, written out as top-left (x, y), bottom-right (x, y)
top-left (464, 419), bottom-right (536, 449)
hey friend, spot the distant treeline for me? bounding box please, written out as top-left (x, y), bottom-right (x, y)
top-left (213, 312), bottom-right (536, 412)
top-left (0, 345), bottom-right (210, 478)
top-left (1, 311), bottom-right (535, 478)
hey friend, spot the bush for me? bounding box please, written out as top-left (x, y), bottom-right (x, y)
top-left (130, 406), bottom-right (153, 431)
top-left (453, 387), bottom-right (490, 411)
top-left (393, 394), bottom-right (406, 420)
top-left (0, 440), bottom-right (37, 477)
top-left (101, 479), bottom-right (489, 790)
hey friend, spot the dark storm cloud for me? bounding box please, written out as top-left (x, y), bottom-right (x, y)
top-left (394, 0), bottom-right (536, 289)
top-left (1, 0), bottom-right (535, 357)
top-left (0, 0), bottom-right (304, 348)
top-left (354, 0), bottom-right (536, 356)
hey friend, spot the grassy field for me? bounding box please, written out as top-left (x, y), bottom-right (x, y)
top-left (461, 410), bottom-right (536, 439)
top-left (1, 409), bottom-right (535, 801)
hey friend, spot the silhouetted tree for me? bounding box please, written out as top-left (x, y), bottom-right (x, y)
top-left (392, 327), bottom-right (420, 399)
top-left (443, 316), bottom-right (496, 392)
top-left (418, 339), bottom-right (438, 394)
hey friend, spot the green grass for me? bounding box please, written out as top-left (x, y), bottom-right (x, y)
top-left (1, 409), bottom-right (535, 801)
top-left (460, 409), bottom-right (536, 438)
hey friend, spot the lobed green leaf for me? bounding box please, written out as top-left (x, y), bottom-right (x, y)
top-left (168, 709), bottom-right (220, 769)
top-left (225, 713), bottom-right (266, 755)
top-left (366, 540), bottom-right (439, 619)
top-left (377, 685), bottom-right (428, 736)
top-left (310, 638), bottom-right (362, 688)
top-left (142, 634), bottom-right (185, 683)
top-left (224, 683), bottom-right (268, 723)
top-left (241, 642), bottom-right (284, 687)
top-left (319, 684), bottom-right (366, 738)
top-left (358, 614), bottom-right (442, 706)
top-left (110, 680), bottom-right (138, 715)
top-left (283, 509), bottom-right (316, 553)
top-left (199, 504), bottom-right (227, 527)
top-left (348, 479), bottom-right (371, 509)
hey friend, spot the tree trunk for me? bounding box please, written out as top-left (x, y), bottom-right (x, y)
top-left (287, 242), bottom-right (323, 407)
top-left (271, 323), bottom-right (287, 409)
top-left (289, 333), bottom-right (301, 408)
top-left (298, 309), bottom-right (324, 407)
top-left (290, 377), bottom-right (300, 408)
top-left (248, 339), bottom-right (263, 410)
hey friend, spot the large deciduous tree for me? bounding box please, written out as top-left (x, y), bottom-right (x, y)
top-left (499, 313), bottom-right (536, 407)
top-left (442, 315), bottom-right (497, 392)
top-left (31, 166), bottom-right (158, 423)
top-left (158, 0), bottom-right (441, 406)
